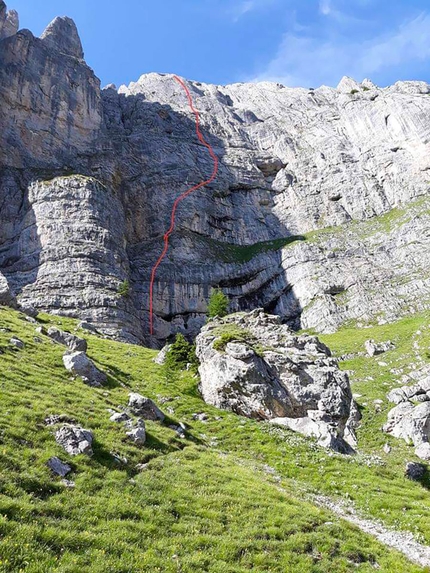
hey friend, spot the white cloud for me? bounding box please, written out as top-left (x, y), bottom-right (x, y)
top-left (252, 11), bottom-right (430, 87)
top-left (319, 0), bottom-right (332, 16)
top-left (230, 0), bottom-right (280, 22)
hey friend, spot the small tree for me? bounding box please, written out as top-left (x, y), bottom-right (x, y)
top-left (164, 334), bottom-right (198, 372)
top-left (207, 288), bottom-right (229, 319)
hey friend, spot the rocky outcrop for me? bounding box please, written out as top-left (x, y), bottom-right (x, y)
top-left (383, 375), bottom-right (430, 459)
top-left (196, 310), bottom-right (358, 452)
top-left (1, 2), bottom-right (430, 344)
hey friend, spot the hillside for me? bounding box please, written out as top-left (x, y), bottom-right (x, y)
top-left (1, 1), bottom-right (430, 571)
top-left (0, 305), bottom-right (429, 571)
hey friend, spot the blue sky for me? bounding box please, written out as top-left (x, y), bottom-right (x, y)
top-left (9, 0), bottom-right (430, 88)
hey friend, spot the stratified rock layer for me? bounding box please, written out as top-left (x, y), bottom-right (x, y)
top-left (1, 1), bottom-right (430, 344)
top-left (196, 310), bottom-right (357, 452)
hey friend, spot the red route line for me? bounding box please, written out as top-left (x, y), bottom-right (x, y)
top-left (149, 75), bottom-right (219, 335)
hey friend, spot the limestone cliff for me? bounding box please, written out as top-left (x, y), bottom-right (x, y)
top-left (1, 1), bottom-right (430, 346)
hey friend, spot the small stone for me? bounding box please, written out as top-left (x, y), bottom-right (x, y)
top-left (192, 412), bottom-right (209, 422)
top-left (9, 337), bottom-right (24, 349)
top-left (47, 456), bottom-right (72, 477)
top-left (126, 426), bottom-right (146, 445)
top-left (110, 412), bottom-right (130, 423)
top-left (45, 414), bottom-right (74, 426)
top-left (383, 443), bottom-right (391, 454)
top-left (136, 463), bottom-right (148, 471)
top-left (61, 479), bottom-right (76, 488)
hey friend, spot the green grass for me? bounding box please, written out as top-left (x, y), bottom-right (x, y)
top-left (212, 323), bottom-right (255, 351)
top-left (0, 307), bottom-right (429, 572)
top-left (198, 235), bottom-right (306, 264)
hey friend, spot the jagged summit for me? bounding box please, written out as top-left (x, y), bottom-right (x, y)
top-left (40, 15), bottom-right (84, 59)
top-left (0, 1), bottom-right (18, 39)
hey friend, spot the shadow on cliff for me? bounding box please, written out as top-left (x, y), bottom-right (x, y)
top-left (0, 89), bottom-right (305, 347)
top-left (104, 89), bottom-right (305, 348)
top-left (0, 168), bottom-right (42, 301)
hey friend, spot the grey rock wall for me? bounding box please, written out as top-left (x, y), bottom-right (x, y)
top-left (1, 2), bottom-right (430, 345)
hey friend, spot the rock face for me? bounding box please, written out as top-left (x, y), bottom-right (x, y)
top-left (196, 310), bottom-right (357, 452)
top-left (1, 2), bottom-right (430, 345)
top-left (62, 351), bottom-right (107, 387)
top-left (0, 2), bottom-right (18, 39)
top-left (40, 16), bottom-right (84, 59)
top-left (0, 272), bottom-right (15, 307)
top-left (383, 376), bottom-right (430, 459)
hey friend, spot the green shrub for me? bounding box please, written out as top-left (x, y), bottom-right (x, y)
top-left (117, 279), bottom-right (130, 297)
top-left (350, 89), bottom-right (359, 94)
top-left (165, 334), bottom-right (198, 372)
top-left (207, 288), bottom-right (229, 318)
top-left (362, 86), bottom-right (370, 91)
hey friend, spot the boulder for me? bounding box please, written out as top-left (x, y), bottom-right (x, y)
top-left (18, 304), bottom-right (38, 318)
top-left (62, 351), bottom-right (107, 387)
top-left (77, 321), bottom-right (100, 334)
top-left (365, 339), bottom-right (395, 357)
top-left (196, 312), bottom-right (357, 453)
top-left (47, 456), bottom-right (72, 477)
top-left (383, 401), bottom-right (430, 446)
top-left (110, 412), bottom-right (130, 423)
top-left (405, 462), bottom-right (426, 481)
top-left (47, 327), bottom-right (87, 352)
top-left (128, 393), bottom-right (165, 421)
top-left (55, 425), bottom-right (93, 456)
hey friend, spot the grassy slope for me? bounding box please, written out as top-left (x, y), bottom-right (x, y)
top-left (0, 307), bottom-right (429, 572)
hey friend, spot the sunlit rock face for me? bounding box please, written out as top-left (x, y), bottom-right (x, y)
top-left (1, 0), bottom-right (430, 345)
